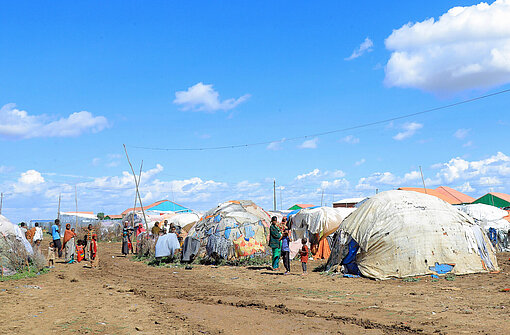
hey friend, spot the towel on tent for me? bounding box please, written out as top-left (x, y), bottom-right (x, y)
top-left (155, 233), bottom-right (181, 258)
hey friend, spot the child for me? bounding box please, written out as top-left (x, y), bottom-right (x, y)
top-left (90, 234), bottom-right (98, 268)
top-left (76, 240), bottom-right (85, 263)
top-left (280, 229), bottom-right (291, 274)
top-left (300, 238), bottom-right (309, 275)
top-left (47, 242), bottom-right (56, 268)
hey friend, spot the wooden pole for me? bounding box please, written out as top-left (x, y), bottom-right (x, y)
top-left (123, 144), bottom-right (149, 233)
top-left (0, 192), bottom-right (3, 215)
top-left (419, 166), bottom-right (427, 194)
top-left (133, 161), bottom-right (143, 253)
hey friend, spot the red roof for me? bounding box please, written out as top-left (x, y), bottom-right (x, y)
top-left (121, 200), bottom-right (167, 215)
top-left (435, 186), bottom-right (475, 204)
top-left (398, 186), bottom-right (473, 205)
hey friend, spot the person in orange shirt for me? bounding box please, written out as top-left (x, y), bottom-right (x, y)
top-left (299, 238), bottom-right (309, 275)
top-left (90, 234), bottom-right (99, 268)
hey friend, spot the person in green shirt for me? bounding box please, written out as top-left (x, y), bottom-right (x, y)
top-left (269, 216), bottom-right (282, 270)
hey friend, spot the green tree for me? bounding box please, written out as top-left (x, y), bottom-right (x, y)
top-left (97, 212), bottom-right (105, 220)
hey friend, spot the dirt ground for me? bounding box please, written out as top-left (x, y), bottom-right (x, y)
top-left (1, 242), bottom-right (509, 335)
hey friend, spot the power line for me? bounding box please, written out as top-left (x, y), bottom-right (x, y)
top-left (127, 88), bottom-right (510, 152)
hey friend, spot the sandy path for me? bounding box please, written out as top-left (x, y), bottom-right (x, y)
top-left (1, 242), bottom-right (509, 334)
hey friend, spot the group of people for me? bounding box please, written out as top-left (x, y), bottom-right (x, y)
top-left (269, 216), bottom-right (309, 275)
top-left (120, 219), bottom-right (182, 257)
top-left (19, 222), bottom-right (44, 251)
top-left (47, 219), bottom-right (98, 268)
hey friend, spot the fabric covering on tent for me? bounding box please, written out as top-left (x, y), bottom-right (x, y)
top-left (155, 233), bottom-right (181, 258)
top-left (182, 200), bottom-right (271, 261)
top-left (457, 203), bottom-right (510, 252)
top-left (0, 215), bottom-right (33, 254)
top-left (328, 190), bottom-right (499, 280)
top-left (290, 207), bottom-right (356, 240)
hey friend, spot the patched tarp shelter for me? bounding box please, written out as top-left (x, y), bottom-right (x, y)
top-left (327, 190), bottom-right (499, 280)
top-left (290, 207), bottom-right (356, 240)
top-left (0, 215), bottom-right (33, 274)
top-left (182, 200), bottom-right (271, 261)
top-left (457, 203), bottom-right (510, 252)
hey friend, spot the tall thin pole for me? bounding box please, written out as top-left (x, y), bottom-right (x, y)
top-left (123, 144), bottom-right (149, 233)
top-left (75, 185), bottom-right (78, 228)
top-left (131, 160), bottom-right (143, 227)
top-left (419, 166), bottom-right (427, 194)
top-left (273, 179), bottom-right (276, 211)
top-left (0, 192), bottom-right (3, 215)
top-left (57, 194), bottom-right (61, 220)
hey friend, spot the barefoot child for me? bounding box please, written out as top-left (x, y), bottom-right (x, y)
top-left (47, 242), bottom-right (56, 268)
top-left (300, 238), bottom-right (309, 275)
top-left (90, 234), bottom-right (99, 268)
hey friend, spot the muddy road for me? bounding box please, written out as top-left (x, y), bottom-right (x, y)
top-left (1, 242), bottom-right (509, 334)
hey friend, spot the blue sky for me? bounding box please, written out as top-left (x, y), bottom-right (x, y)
top-left (1, 0), bottom-right (510, 222)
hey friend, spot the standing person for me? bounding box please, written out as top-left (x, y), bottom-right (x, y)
top-left (19, 222), bottom-right (28, 236)
top-left (63, 224), bottom-right (77, 263)
top-left (122, 222), bottom-right (134, 256)
top-left (300, 238), bottom-right (309, 275)
top-left (136, 222), bottom-right (146, 237)
top-left (84, 224), bottom-right (94, 261)
top-left (51, 219), bottom-right (63, 258)
top-left (269, 216), bottom-right (282, 271)
top-left (151, 222), bottom-right (161, 237)
top-left (90, 234), bottom-right (99, 268)
top-left (280, 229), bottom-right (291, 274)
top-left (47, 242), bottom-right (56, 268)
top-left (33, 222), bottom-right (43, 253)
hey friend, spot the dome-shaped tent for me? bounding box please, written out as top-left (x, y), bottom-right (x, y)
top-left (182, 200), bottom-right (271, 261)
top-left (326, 190), bottom-right (499, 279)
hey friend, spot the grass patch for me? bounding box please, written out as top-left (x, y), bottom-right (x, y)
top-left (196, 255), bottom-right (270, 267)
top-left (0, 266), bottom-right (49, 282)
top-left (402, 277), bottom-right (421, 282)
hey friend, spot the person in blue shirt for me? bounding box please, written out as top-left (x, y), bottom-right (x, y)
top-left (51, 219), bottom-right (62, 258)
top-left (280, 229), bottom-right (291, 274)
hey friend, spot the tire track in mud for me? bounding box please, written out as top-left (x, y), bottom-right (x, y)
top-left (97, 249), bottom-right (434, 335)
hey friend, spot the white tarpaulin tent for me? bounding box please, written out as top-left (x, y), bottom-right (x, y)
top-left (457, 203), bottom-right (510, 251)
top-left (336, 190), bottom-right (498, 279)
top-left (0, 215), bottom-right (33, 254)
top-left (290, 207), bottom-right (356, 240)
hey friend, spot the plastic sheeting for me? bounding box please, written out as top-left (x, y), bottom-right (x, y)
top-left (290, 207), bottom-right (356, 240)
top-left (183, 200), bottom-right (271, 260)
top-left (155, 233), bottom-right (181, 258)
top-left (457, 203), bottom-right (510, 252)
top-left (0, 215), bottom-right (33, 254)
top-left (337, 190), bottom-right (499, 280)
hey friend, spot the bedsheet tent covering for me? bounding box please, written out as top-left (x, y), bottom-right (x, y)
top-left (0, 215), bottom-right (34, 274)
top-left (155, 233), bottom-right (181, 258)
top-left (290, 207), bottom-right (356, 241)
top-left (332, 190), bottom-right (498, 280)
top-left (457, 203), bottom-right (510, 252)
top-left (182, 200), bottom-right (271, 261)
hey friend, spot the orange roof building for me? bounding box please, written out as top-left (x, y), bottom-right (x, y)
top-left (398, 186), bottom-right (474, 205)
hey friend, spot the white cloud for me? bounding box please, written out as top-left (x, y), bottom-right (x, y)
top-left (345, 37), bottom-right (374, 60)
top-left (19, 170), bottom-right (45, 185)
top-left (340, 135), bottom-right (360, 144)
top-left (0, 103), bottom-right (109, 140)
top-left (454, 128), bottom-right (471, 139)
top-left (355, 158), bottom-right (366, 166)
top-left (299, 137), bottom-right (318, 149)
top-left (393, 122), bottom-right (423, 140)
top-left (296, 169), bottom-right (321, 180)
top-left (173, 82), bottom-right (250, 112)
top-left (266, 138), bottom-right (286, 151)
top-left (458, 182), bottom-right (475, 193)
top-left (384, 0), bottom-right (510, 92)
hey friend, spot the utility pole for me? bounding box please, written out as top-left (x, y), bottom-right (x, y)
top-left (419, 166), bottom-right (427, 194)
top-left (57, 194), bottom-right (61, 220)
top-left (273, 179), bottom-right (276, 211)
top-left (75, 185), bottom-right (78, 228)
top-left (0, 192), bottom-right (3, 215)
